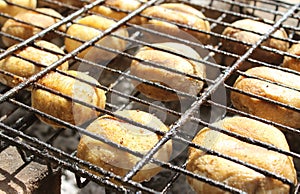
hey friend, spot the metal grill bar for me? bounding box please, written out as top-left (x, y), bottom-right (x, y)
top-left (196, 0), bottom-right (295, 19)
top-left (240, 57), bottom-right (300, 76)
top-left (0, 49), bottom-right (66, 73)
top-left (219, 31), bottom-right (299, 55)
top-left (0, 109), bottom-right (35, 152)
top-left (227, 85), bottom-right (300, 112)
top-left (39, 0), bottom-right (82, 10)
top-left (295, 183), bottom-right (300, 194)
top-left (0, 31), bottom-right (25, 45)
top-left (235, 70), bottom-right (300, 92)
top-left (206, 99), bottom-right (300, 135)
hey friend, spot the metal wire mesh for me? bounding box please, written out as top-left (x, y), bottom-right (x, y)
top-left (0, 0), bottom-right (299, 193)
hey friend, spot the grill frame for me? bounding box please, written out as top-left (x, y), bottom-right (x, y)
top-left (0, 0), bottom-right (299, 193)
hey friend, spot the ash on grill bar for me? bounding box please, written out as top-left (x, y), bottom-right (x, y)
top-left (0, 0), bottom-right (299, 193)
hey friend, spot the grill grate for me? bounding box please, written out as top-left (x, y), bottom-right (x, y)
top-left (0, 0), bottom-right (300, 193)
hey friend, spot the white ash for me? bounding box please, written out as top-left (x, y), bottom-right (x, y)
top-left (61, 169), bottom-right (106, 194)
